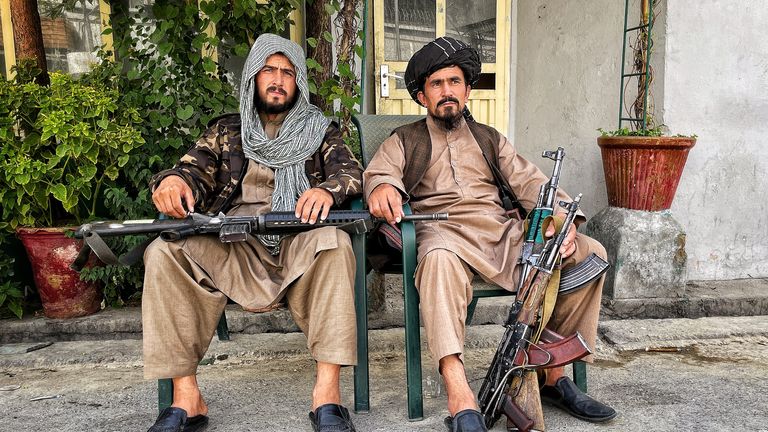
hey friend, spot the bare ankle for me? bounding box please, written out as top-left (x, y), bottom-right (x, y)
top-left (312, 383), bottom-right (341, 411)
top-left (312, 363), bottom-right (342, 411)
top-left (171, 376), bottom-right (208, 417)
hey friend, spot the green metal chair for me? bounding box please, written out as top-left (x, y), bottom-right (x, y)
top-left (352, 114), bottom-right (587, 421)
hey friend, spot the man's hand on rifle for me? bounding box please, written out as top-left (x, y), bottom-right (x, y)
top-left (546, 211), bottom-right (577, 259)
top-left (153, 175), bottom-right (195, 219)
top-left (368, 184), bottom-right (405, 225)
top-left (295, 187), bottom-right (334, 224)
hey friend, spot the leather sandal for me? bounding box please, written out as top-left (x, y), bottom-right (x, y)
top-left (147, 407), bottom-right (208, 432)
top-left (540, 376), bottom-right (617, 423)
top-left (308, 403), bottom-right (356, 432)
top-left (444, 409), bottom-right (489, 432)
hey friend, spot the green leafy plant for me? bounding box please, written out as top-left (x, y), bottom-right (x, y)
top-left (0, 66), bottom-right (144, 315)
top-left (0, 69), bottom-right (145, 230)
top-left (305, 0), bottom-right (363, 160)
top-left (598, 126), bottom-right (664, 137)
top-left (0, 234), bottom-right (24, 319)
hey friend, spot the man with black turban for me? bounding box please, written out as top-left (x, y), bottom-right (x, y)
top-left (365, 37), bottom-right (616, 432)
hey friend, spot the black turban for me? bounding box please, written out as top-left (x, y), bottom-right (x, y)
top-left (404, 37), bottom-right (481, 107)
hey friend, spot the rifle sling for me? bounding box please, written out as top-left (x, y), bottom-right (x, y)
top-left (71, 231), bottom-right (154, 271)
top-left (533, 266), bottom-right (561, 343)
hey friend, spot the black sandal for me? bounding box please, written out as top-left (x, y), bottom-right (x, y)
top-left (147, 407), bottom-right (209, 432)
top-left (308, 403), bottom-right (356, 432)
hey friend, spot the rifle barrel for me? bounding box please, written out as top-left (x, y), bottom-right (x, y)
top-left (399, 213), bottom-right (448, 221)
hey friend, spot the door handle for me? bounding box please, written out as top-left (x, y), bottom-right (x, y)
top-left (380, 64), bottom-right (404, 97)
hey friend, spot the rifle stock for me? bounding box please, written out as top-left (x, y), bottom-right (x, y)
top-left (511, 372), bottom-right (544, 432)
top-left (502, 393), bottom-right (535, 432)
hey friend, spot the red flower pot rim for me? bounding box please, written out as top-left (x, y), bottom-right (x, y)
top-left (597, 135), bottom-right (696, 150)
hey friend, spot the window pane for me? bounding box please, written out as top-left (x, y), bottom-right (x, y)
top-left (446, 0), bottom-right (496, 63)
top-left (384, 0), bottom-right (435, 62)
top-left (39, 1), bottom-right (103, 75)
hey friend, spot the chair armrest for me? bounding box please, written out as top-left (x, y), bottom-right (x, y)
top-left (400, 203), bottom-right (417, 255)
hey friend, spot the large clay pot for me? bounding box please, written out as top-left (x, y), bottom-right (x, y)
top-left (16, 227), bottom-right (102, 319)
top-left (598, 136), bottom-right (696, 211)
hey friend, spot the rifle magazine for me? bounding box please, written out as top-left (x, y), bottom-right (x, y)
top-left (558, 253), bottom-right (610, 294)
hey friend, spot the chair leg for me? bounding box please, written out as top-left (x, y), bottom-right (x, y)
top-left (158, 378), bottom-right (173, 414)
top-left (352, 231), bottom-right (370, 413)
top-left (216, 311), bottom-right (230, 341)
top-left (466, 297), bottom-right (479, 326)
top-left (401, 219), bottom-right (423, 421)
top-left (572, 361), bottom-right (587, 393)
top-left (403, 276), bottom-right (424, 421)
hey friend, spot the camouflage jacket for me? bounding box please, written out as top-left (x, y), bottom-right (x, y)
top-left (149, 114), bottom-right (363, 214)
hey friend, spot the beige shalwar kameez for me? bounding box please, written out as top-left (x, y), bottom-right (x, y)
top-left (364, 116), bottom-right (605, 365)
top-left (143, 119), bottom-right (357, 380)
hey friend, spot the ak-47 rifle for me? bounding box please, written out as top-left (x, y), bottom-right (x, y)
top-left (71, 210), bottom-right (447, 271)
top-left (477, 196), bottom-right (590, 432)
top-left (477, 147), bottom-right (609, 431)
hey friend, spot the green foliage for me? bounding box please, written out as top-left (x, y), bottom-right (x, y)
top-left (0, 234), bottom-right (24, 319)
top-left (0, 70), bottom-right (145, 230)
top-left (204, 0), bottom-right (298, 60)
top-left (598, 126), bottom-right (665, 137)
top-left (306, 0), bottom-right (363, 160)
top-left (598, 127), bottom-right (697, 139)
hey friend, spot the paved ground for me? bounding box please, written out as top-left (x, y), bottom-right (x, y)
top-left (1, 316), bottom-right (767, 431)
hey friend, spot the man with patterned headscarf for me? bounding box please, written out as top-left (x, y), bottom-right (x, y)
top-left (365, 37), bottom-right (616, 431)
top-left (142, 33), bottom-right (361, 432)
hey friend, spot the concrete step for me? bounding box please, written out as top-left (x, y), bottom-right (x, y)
top-left (2, 316), bottom-right (767, 370)
top-left (2, 279), bottom-right (766, 344)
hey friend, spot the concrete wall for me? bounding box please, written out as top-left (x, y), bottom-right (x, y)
top-left (513, 0), bottom-right (623, 218)
top-left (664, 0), bottom-right (768, 280)
top-left (513, 0), bottom-right (768, 280)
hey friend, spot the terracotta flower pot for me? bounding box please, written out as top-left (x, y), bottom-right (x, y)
top-left (16, 227), bottom-right (102, 319)
top-left (597, 136), bottom-right (696, 211)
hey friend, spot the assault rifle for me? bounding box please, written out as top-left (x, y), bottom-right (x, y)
top-left (477, 195), bottom-right (590, 432)
top-left (71, 210), bottom-right (447, 271)
top-left (477, 146), bottom-right (609, 431)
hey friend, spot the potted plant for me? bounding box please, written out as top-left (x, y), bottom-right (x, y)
top-left (0, 65), bottom-right (144, 318)
top-left (598, 0), bottom-right (696, 211)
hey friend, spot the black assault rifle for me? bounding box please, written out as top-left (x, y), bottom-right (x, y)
top-left (71, 210), bottom-right (447, 271)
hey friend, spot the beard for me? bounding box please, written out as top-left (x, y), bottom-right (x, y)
top-left (432, 97), bottom-right (463, 130)
top-left (254, 85), bottom-right (299, 114)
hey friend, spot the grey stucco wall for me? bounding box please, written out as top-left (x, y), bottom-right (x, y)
top-left (513, 0), bottom-right (622, 217)
top-left (513, 0), bottom-right (768, 280)
top-left (664, 0), bottom-right (768, 280)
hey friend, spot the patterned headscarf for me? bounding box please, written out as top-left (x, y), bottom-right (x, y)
top-left (239, 33), bottom-right (331, 253)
